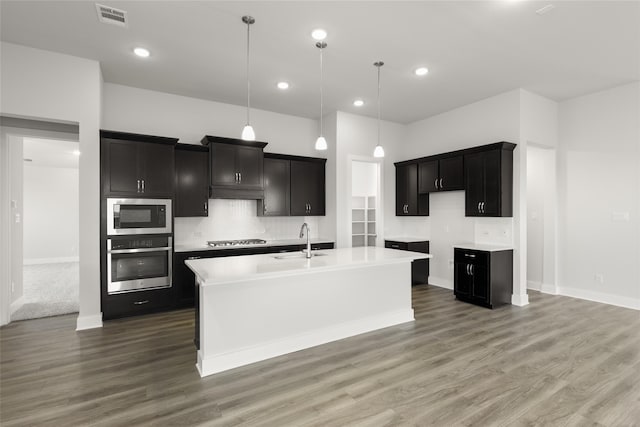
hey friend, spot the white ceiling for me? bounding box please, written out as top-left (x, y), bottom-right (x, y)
top-left (1, 1), bottom-right (639, 124)
top-left (23, 138), bottom-right (80, 168)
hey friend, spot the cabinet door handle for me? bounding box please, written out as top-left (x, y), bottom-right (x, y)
top-left (141, 179), bottom-right (145, 193)
top-left (440, 178), bottom-right (443, 189)
top-left (466, 264), bottom-right (470, 275)
top-left (478, 202), bottom-right (481, 213)
top-left (470, 264), bottom-right (474, 275)
top-left (406, 204), bottom-right (409, 214)
top-left (137, 179), bottom-right (141, 193)
top-left (239, 172), bottom-right (242, 183)
top-left (308, 203), bottom-right (312, 213)
top-left (434, 178), bottom-right (438, 190)
top-left (204, 202), bottom-right (207, 211)
top-left (133, 300), bottom-right (149, 305)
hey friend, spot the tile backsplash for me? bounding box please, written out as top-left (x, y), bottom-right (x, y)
top-left (174, 199), bottom-right (320, 245)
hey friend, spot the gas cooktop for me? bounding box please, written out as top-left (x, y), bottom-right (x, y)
top-left (207, 239), bottom-right (267, 247)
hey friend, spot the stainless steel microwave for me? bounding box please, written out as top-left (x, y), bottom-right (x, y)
top-left (106, 198), bottom-right (172, 236)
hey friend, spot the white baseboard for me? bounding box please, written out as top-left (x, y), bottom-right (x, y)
top-left (197, 308), bottom-right (414, 377)
top-left (557, 286), bottom-right (640, 311)
top-left (76, 313), bottom-right (103, 330)
top-left (9, 296), bottom-right (24, 316)
top-left (511, 293), bottom-right (530, 306)
top-left (24, 256), bottom-right (79, 265)
top-left (527, 281), bottom-right (558, 295)
top-left (428, 276), bottom-right (453, 290)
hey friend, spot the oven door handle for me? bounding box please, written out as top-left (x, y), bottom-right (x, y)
top-left (108, 246), bottom-right (172, 254)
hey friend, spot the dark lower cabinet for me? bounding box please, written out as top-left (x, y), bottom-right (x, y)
top-left (175, 144), bottom-right (209, 217)
top-left (102, 287), bottom-right (174, 320)
top-left (385, 240), bottom-right (430, 285)
top-left (454, 247), bottom-right (512, 308)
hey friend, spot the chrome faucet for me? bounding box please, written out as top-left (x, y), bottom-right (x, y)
top-left (299, 222), bottom-right (312, 258)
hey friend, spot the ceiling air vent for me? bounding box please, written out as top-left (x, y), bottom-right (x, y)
top-left (95, 4), bottom-right (127, 27)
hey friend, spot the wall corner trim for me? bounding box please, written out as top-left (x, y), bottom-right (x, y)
top-left (76, 313), bottom-right (103, 330)
top-left (511, 293), bottom-right (530, 306)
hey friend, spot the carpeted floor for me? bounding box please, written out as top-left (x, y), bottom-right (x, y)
top-left (11, 262), bottom-right (79, 321)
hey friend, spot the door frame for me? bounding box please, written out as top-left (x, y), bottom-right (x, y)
top-left (347, 155), bottom-right (384, 248)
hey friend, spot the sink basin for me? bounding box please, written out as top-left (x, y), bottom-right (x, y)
top-left (273, 252), bottom-right (328, 260)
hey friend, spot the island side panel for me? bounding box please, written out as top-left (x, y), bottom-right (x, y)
top-left (197, 262), bottom-right (413, 377)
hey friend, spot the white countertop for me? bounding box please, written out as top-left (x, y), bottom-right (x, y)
top-left (385, 236), bottom-right (430, 243)
top-left (186, 246), bottom-right (432, 286)
top-left (454, 243), bottom-right (514, 252)
top-left (175, 238), bottom-right (335, 253)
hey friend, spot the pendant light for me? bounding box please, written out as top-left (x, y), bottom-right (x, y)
top-left (315, 41), bottom-right (328, 151)
top-left (373, 61), bottom-right (385, 158)
top-left (241, 16), bottom-right (256, 141)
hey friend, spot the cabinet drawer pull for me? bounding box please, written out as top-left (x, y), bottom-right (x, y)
top-left (133, 300), bottom-right (149, 305)
top-left (187, 256), bottom-right (201, 260)
top-left (464, 254), bottom-right (476, 258)
top-left (391, 244), bottom-right (399, 249)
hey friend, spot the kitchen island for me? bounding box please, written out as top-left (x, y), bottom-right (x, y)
top-left (186, 246), bottom-right (431, 377)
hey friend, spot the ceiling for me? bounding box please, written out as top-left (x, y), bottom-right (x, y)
top-left (1, 1), bottom-right (639, 124)
top-left (23, 138), bottom-right (80, 168)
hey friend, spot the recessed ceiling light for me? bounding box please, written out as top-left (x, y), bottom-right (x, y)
top-left (72, 150), bottom-right (81, 156)
top-left (277, 81), bottom-right (290, 90)
top-left (311, 29), bottom-right (327, 41)
top-left (133, 47), bottom-right (150, 58)
top-left (353, 99), bottom-right (364, 107)
top-left (415, 67), bottom-right (429, 76)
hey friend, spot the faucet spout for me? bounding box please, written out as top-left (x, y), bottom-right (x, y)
top-left (299, 222), bottom-right (312, 258)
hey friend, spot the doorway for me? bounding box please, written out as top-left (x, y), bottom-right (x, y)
top-left (350, 160), bottom-right (381, 247)
top-left (526, 145), bottom-right (557, 294)
top-left (1, 118), bottom-right (80, 323)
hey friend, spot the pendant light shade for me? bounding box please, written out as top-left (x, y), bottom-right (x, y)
top-left (315, 41), bottom-right (328, 150)
top-left (315, 136), bottom-right (328, 150)
top-left (241, 15), bottom-right (256, 141)
top-left (241, 124), bottom-right (256, 141)
top-left (373, 61), bottom-right (385, 158)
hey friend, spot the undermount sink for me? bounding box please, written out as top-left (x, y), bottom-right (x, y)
top-left (273, 252), bottom-right (328, 260)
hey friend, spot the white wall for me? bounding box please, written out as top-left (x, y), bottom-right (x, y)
top-left (334, 111), bottom-right (406, 248)
top-left (526, 146), bottom-right (547, 287)
top-left (23, 164), bottom-right (79, 263)
top-left (8, 136), bottom-right (24, 310)
top-left (400, 90), bottom-right (521, 290)
top-left (557, 82), bottom-right (640, 309)
top-left (0, 42), bottom-right (102, 329)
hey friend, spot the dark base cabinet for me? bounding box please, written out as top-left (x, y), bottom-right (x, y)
top-left (385, 240), bottom-right (429, 285)
top-left (102, 288), bottom-right (175, 320)
top-left (454, 247), bottom-right (513, 309)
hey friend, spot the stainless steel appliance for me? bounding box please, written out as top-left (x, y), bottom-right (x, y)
top-left (106, 198), bottom-right (172, 236)
top-left (207, 239), bottom-right (267, 247)
top-left (107, 235), bottom-right (172, 294)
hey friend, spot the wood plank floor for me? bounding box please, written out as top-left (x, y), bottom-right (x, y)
top-left (1, 286), bottom-right (639, 426)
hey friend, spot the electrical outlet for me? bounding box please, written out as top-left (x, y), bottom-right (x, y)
top-left (594, 273), bottom-right (604, 284)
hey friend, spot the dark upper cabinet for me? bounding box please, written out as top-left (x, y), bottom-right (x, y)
top-left (418, 155), bottom-right (463, 193)
top-left (175, 144), bottom-right (209, 217)
top-left (258, 157), bottom-right (290, 216)
top-left (464, 146), bottom-right (513, 217)
top-left (200, 135), bottom-right (267, 199)
top-left (454, 248), bottom-right (512, 309)
top-left (290, 158), bottom-right (326, 216)
top-left (396, 163), bottom-right (429, 216)
top-left (101, 130), bottom-right (177, 198)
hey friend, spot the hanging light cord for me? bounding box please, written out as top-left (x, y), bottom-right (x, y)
top-left (319, 43), bottom-right (324, 137)
top-left (377, 63), bottom-right (381, 147)
top-left (246, 20), bottom-right (251, 125)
